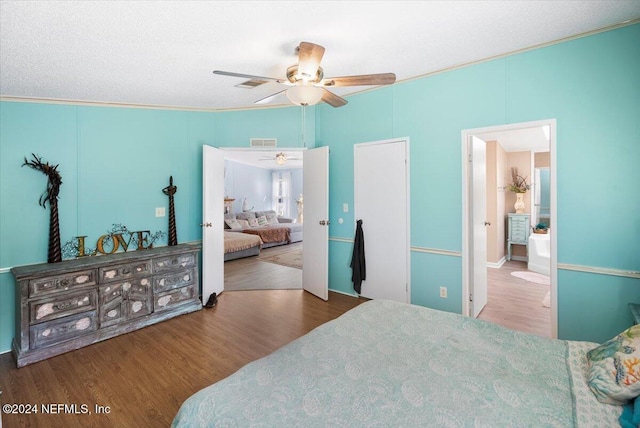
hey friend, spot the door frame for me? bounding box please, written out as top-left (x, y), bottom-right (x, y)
top-left (461, 119), bottom-right (558, 338)
top-left (207, 146), bottom-right (325, 295)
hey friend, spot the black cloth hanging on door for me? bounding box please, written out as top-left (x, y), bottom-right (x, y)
top-left (350, 219), bottom-right (366, 294)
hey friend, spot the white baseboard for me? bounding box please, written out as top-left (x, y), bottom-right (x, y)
top-left (487, 257), bottom-right (506, 269)
top-left (510, 256), bottom-right (528, 262)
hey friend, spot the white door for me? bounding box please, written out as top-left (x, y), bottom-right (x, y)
top-left (302, 147), bottom-right (329, 300)
top-left (470, 136), bottom-right (488, 317)
top-left (354, 139), bottom-right (410, 302)
top-left (202, 145), bottom-right (224, 304)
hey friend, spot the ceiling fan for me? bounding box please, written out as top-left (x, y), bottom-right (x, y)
top-left (213, 41), bottom-right (396, 108)
top-left (259, 152), bottom-right (302, 165)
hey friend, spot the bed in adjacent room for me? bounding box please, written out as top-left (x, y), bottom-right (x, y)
top-left (224, 231), bottom-right (262, 261)
top-left (172, 299), bottom-right (627, 427)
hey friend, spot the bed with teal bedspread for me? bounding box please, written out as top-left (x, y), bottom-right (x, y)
top-left (172, 299), bottom-right (621, 427)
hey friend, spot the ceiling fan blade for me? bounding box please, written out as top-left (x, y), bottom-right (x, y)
top-left (254, 89), bottom-right (287, 105)
top-left (297, 42), bottom-right (325, 79)
top-left (321, 89), bottom-right (347, 108)
top-left (213, 70), bottom-right (283, 83)
top-left (321, 73), bottom-right (396, 87)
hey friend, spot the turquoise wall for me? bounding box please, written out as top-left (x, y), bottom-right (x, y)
top-left (0, 103), bottom-right (310, 352)
top-left (1, 24), bottom-right (638, 353)
top-left (317, 24), bottom-right (640, 342)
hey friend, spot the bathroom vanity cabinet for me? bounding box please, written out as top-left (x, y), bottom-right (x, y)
top-left (11, 243), bottom-right (201, 367)
top-left (507, 213), bottom-right (530, 261)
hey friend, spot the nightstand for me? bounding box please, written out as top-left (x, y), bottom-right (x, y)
top-left (507, 213), bottom-right (530, 261)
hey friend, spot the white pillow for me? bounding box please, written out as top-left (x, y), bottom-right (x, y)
top-left (237, 219), bottom-right (249, 229)
top-left (256, 215), bottom-right (269, 227)
top-left (266, 213), bottom-right (279, 224)
top-left (224, 218), bottom-right (242, 230)
top-left (248, 217), bottom-right (259, 227)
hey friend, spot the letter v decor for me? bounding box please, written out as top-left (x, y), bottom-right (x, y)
top-left (23, 153), bottom-right (63, 263)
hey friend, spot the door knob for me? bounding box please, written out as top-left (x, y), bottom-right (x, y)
top-left (200, 222), bottom-right (212, 228)
top-left (484, 221), bottom-right (491, 226)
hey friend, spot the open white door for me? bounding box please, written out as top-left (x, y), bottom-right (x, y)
top-left (470, 136), bottom-right (488, 317)
top-left (302, 147), bottom-right (329, 300)
top-left (202, 145), bottom-right (224, 304)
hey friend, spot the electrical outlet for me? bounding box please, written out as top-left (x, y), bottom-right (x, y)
top-left (155, 207), bottom-right (166, 217)
top-left (343, 203), bottom-right (349, 213)
top-left (440, 286), bottom-right (448, 298)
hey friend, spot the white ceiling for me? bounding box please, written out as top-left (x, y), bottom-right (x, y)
top-left (476, 126), bottom-right (550, 153)
top-left (1, 1), bottom-right (639, 111)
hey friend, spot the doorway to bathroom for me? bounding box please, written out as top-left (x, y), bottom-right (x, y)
top-left (462, 119), bottom-right (557, 339)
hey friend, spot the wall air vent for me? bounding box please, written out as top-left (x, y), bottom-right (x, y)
top-left (235, 79), bottom-right (268, 89)
top-left (250, 138), bottom-right (277, 148)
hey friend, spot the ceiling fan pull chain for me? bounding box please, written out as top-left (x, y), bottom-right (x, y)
top-left (301, 105), bottom-right (306, 148)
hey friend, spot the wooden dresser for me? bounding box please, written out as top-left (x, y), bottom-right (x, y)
top-left (12, 243), bottom-right (201, 367)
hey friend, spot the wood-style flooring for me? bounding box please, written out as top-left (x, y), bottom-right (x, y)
top-left (478, 260), bottom-right (551, 338)
top-left (224, 242), bottom-right (302, 291)
top-left (0, 289), bottom-right (367, 428)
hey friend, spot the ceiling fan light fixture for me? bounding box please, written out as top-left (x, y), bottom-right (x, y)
top-left (286, 85), bottom-right (324, 106)
top-left (275, 152), bottom-right (287, 165)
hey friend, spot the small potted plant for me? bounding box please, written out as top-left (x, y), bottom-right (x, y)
top-left (533, 223), bottom-right (549, 234)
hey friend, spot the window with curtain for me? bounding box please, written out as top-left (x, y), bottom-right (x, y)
top-left (272, 171), bottom-right (292, 217)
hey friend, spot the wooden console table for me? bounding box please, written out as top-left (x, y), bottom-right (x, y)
top-left (12, 243), bottom-right (201, 367)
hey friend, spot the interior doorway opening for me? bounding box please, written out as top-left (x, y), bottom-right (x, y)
top-left (221, 148), bottom-right (304, 292)
top-left (462, 119), bottom-right (557, 338)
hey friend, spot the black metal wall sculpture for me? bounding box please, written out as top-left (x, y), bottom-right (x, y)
top-left (163, 176), bottom-right (178, 246)
top-left (23, 154), bottom-right (63, 263)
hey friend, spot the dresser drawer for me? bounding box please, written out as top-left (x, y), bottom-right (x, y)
top-left (29, 270), bottom-right (96, 298)
top-left (100, 298), bottom-right (125, 328)
top-left (154, 269), bottom-right (196, 293)
top-left (127, 296), bottom-right (153, 320)
top-left (153, 253), bottom-right (196, 273)
top-left (154, 283), bottom-right (197, 312)
top-left (30, 289), bottom-right (98, 325)
top-left (99, 260), bottom-right (151, 283)
top-left (30, 311), bottom-right (97, 349)
top-left (99, 278), bottom-right (153, 326)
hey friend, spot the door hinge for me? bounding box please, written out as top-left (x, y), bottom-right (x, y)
top-left (468, 153), bottom-right (472, 162)
top-left (469, 293), bottom-right (474, 302)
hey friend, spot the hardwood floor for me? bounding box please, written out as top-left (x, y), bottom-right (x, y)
top-left (224, 242), bottom-right (302, 291)
top-left (0, 289), bottom-right (367, 428)
top-left (478, 260), bottom-right (551, 338)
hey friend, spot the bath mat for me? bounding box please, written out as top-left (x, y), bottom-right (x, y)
top-left (510, 271), bottom-right (550, 286)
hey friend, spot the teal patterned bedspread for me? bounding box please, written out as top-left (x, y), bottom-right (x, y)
top-left (172, 299), bottom-right (620, 427)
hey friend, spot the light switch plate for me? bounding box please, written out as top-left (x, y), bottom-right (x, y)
top-left (155, 207), bottom-right (166, 217)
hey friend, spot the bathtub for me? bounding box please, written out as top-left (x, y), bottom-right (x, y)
top-left (528, 231), bottom-right (550, 276)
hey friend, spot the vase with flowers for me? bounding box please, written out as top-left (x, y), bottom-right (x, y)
top-left (507, 167), bottom-right (530, 214)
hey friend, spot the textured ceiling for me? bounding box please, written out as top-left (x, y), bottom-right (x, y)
top-left (1, 1), bottom-right (639, 111)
